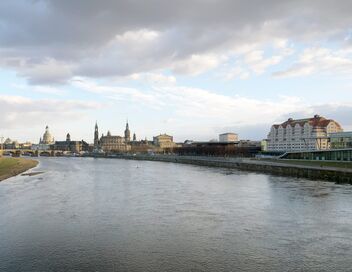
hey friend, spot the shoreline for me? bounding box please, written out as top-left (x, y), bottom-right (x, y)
top-left (0, 157), bottom-right (39, 182)
top-left (106, 154), bottom-right (352, 184)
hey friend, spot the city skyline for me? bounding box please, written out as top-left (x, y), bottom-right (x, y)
top-left (1, 1), bottom-right (352, 142)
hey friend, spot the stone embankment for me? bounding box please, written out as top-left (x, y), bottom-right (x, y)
top-left (111, 154), bottom-right (352, 184)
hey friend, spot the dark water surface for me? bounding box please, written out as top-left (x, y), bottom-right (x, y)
top-left (1, 158), bottom-right (352, 271)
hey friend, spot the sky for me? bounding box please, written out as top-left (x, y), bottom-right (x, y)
top-left (1, 0), bottom-right (352, 143)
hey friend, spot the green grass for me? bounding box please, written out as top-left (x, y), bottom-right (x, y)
top-left (261, 158), bottom-right (352, 169)
top-left (0, 157), bottom-right (38, 181)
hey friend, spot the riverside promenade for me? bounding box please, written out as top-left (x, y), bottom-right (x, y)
top-left (113, 154), bottom-right (352, 184)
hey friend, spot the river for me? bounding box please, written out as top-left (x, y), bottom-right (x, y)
top-left (0, 157), bottom-right (351, 271)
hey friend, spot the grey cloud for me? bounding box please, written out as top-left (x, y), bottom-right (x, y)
top-left (1, 0), bottom-right (352, 84)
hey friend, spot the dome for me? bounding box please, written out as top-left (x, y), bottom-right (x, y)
top-left (42, 126), bottom-right (54, 144)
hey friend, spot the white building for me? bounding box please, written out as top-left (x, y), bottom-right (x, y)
top-left (219, 133), bottom-right (238, 142)
top-left (31, 144), bottom-right (50, 151)
top-left (267, 115), bottom-right (343, 152)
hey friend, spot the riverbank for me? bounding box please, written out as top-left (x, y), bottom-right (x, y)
top-left (111, 154), bottom-right (352, 184)
top-left (0, 157), bottom-right (39, 182)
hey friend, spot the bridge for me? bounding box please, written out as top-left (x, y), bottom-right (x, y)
top-left (0, 149), bottom-right (76, 157)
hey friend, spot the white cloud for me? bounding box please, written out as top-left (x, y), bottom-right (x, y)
top-left (71, 77), bottom-right (165, 108)
top-left (12, 84), bottom-right (66, 95)
top-left (0, 94), bottom-right (104, 141)
top-left (142, 73), bottom-right (176, 85)
top-left (0, 95), bottom-right (102, 116)
top-left (172, 54), bottom-right (224, 75)
top-left (244, 50), bottom-right (283, 74)
top-left (222, 66), bottom-right (250, 80)
top-left (273, 47), bottom-right (352, 77)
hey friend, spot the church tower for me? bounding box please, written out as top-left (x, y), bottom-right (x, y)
top-left (66, 133), bottom-right (71, 142)
top-left (94, 122), bottom-right (99, 149)
top-left (124, 120), bottom-right (131, 143)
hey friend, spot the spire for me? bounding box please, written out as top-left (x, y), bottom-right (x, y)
top-left (94, 121), bottom-right (99, 148)
top-left (124, 119), bottom-right (131, 142)
top-left (126, 119), bottom-right (129, 129)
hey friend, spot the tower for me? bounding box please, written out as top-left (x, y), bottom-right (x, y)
top-left (66, 133), bottom-right (71, 142)
top-left (133, 133), bottom-right (136, 141)
top-left (124, 120), bottom-right (131, 142)
top-left (94, 122), bottom-right (99, 148)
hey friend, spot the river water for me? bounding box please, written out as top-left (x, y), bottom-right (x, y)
top-left (0, 157), bottom-right (352, 271)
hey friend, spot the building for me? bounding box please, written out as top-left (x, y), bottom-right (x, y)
top-left (40, 125), bottom-right (55, 144)
top-left (130, 140), bottom-right (155, 153)
top-left (31, 143), bottom-right (51, 151)
top-left (238, 140), bottom-right (261, 148)
top-left (124, 121), bottom-right (131, 142)
top-left (261, 139), bottom-right (268, 151)
top-left (267, 115), bottom-right (343, 152)
top-left (3, 138), bottom-right (19, 149)
top-left (19, 142), bottom-right (32, 150)
top-left (176, 141), bottom-right (261, 157)
top-left (53, 133), bottom-right (89, 153)
top-left (219, 133), bottom-right (238, 142)
top-left (329, 131), bottom-right (352, 149)
top-left (94, 122), bottom-right (99, 150)
top-left (281, 149), bottom-right (352, 162)
top-left (100, 134), bottom-right (130, 152)
top-left (153, 134), bottom-right (176, 149)
top-left (94, 122), bottom-right (131, 153)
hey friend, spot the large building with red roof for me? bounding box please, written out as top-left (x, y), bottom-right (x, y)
top-left (267, 115), bottom-right (343, 152)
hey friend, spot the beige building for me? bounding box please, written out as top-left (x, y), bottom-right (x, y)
top-left (219, 133), bottom-right (238, 142)
top-left (100, 131), bottom-right (131, 153)
top-left (153, 134), bottom-right (176, 149)
top-left (267, 115), bottom-right (343, 152)
top-left (94, 122), bottom-right (132, 153)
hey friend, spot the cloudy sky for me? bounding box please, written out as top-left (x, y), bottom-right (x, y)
top-left (1, 0), bottom-right (352, 143)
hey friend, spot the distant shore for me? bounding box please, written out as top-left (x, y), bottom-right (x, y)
top-left (0, 157), bottom-right (39, 182)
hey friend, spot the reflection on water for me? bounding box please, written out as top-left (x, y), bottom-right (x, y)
top-left (0, 157), bottom-right (352, 271)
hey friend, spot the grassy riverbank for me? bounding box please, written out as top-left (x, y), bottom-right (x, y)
top-left (261, 159), bottom-right (352, 169)
top-left (0, 157), bottom-right (38, 182)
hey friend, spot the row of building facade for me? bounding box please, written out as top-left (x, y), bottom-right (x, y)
top-left (2, 115), bottom-right (351, 157)
top-left (266, 114), bottom-right (352, 152)
top-left (93, 121), bottom-right (177, 153)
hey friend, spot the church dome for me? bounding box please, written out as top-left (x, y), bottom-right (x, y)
top-left (42, 126), bottom-right (54, 144)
